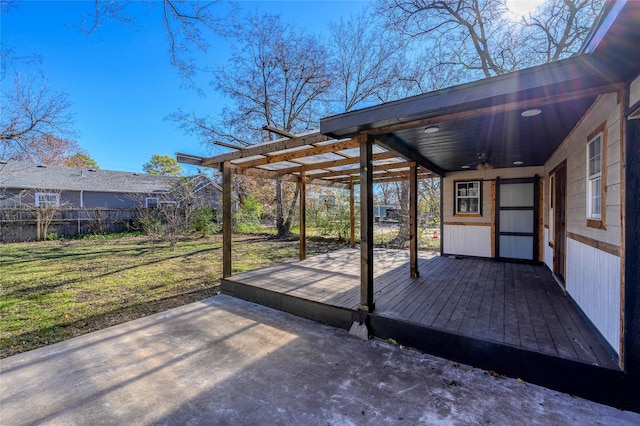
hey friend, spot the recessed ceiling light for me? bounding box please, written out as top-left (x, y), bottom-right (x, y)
top-left (461, 165), bottom-right (471, 169)
top-left (513, 160), bottom-right (524, 165)
top-left (424, 126), bottom-right (440, 134)
top-left (521, 109), bottom-right (542, 117)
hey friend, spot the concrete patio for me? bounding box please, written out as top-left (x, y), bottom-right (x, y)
top-left (1, 295), bottom-right (639, 425)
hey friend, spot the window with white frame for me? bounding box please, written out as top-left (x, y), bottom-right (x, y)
top-left (146, 197), bottom-right (159, 208)
top-left (586, 132), bottom-right (603, 220)
top-left (35, 193), bottom-right (60, 207)
top-left (159, 200), bottom-right (178, 208)
top-left (455, 181), bottom-right (481, 215)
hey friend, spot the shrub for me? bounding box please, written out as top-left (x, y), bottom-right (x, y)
top-left (235, 195), bottom-right (264, 234)
top-left (191, 207), bottom-right (220, 236)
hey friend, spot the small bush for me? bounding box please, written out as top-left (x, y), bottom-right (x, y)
top-left (45, 232), bottom-right (59, 241)
top-left (191, 207), bottom-right (220, 236)
top-left (235, 195), bottom-right (264, 234)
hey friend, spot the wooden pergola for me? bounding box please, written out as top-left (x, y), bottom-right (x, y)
top-left (177, 129), bottom-right (440, 313)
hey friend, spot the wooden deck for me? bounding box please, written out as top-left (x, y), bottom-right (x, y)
top-left (223, 248), bottom-right (617, 369)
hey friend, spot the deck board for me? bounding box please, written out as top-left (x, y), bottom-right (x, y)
top-left (223, 249), bottom-right (617, 369)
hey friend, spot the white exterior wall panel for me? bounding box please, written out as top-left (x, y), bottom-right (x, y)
top-left (630, 74), bottom-right (640, 106)
top-left (566, 238), bottom-right (620, 353)
top-left (543, 228), bottom-right (553, 269)
top-left (443, 225), bottom-right (491, 258)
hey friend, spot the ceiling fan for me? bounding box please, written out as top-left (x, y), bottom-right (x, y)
top-left (462, 151), bottom-right (493, 170)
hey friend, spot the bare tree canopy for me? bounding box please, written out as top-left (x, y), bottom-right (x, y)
top-left (376, 0), bottom-right (604, 81)
top-left (174, 13), bottom-right (333, 146)
top-left (4, 133), bottom-right (92, 166)
top-left (174, 13), bottom-right (333, 237)
top-left (83, 0), bottom-right (235, 85)
top-left (328, 12), bottom-right (405, 112)
top-left (1, 74), bottom-right (76, 161)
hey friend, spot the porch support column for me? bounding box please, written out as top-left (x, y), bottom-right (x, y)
top-left (359, 134), bottom-right (375, 312)
top-left (299, 172), bottom-right (307, 260)
top-left (439, 177), bottom-right (444, 256)
top-left (409, 162), bottom-right (419, 278)
top-left (221, 161), bottom-right (232, 278)
top-left (350, 179), bottom-right (356, 248)
top-left (625, 110), bottom-right (640, 375)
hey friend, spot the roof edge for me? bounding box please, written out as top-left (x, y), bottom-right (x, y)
top-left (579, 0), bottom-right (627, 55)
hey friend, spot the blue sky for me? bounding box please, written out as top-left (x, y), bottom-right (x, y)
top-left (1, 1), bottom-right (370, 173)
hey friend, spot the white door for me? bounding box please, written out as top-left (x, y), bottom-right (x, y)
top-left (496, 177), bottom-right (538, 261)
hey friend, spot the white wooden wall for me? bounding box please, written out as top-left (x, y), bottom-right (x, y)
top-left (630, 74), bottom-right (640, 106)
top-left (443, 225), bottom-right (491, 258)
top-left (566, 238), bottom-right (620, 353)
top-left (543, 228), bottom-right (553, 269)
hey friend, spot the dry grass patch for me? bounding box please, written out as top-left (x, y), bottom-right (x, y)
top-left (0, 234), bottom-right (347, 358)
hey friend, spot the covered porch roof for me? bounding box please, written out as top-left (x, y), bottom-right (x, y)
top-left (319, 0), bottom-right (640, 173)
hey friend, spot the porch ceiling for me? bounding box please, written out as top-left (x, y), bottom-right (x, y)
top-left (319, 0), bottom-right (640, 177)
top-left (320, 54), bottom-right (621, 175)
top-left (374, 95), bottom-right (595, 171)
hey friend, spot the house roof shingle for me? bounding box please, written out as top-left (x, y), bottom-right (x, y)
top-left (0, 160), bottom-right (174, 194)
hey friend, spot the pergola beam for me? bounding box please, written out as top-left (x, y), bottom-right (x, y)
top-left (376, 135), bottom-right (446, 176)
top-left (274, 151), bottom-right (400, 175)
top-left (233, 138), bottom-right (359, 168)
top-left (200, 132), bottom-right (334, 166)
top-left (262, 125), bottom-right (294, 138)
top-left (224, 163), bottom-right (349, 189)
top-left (309, 160), bottom-right (413, 180)
top-left (334, 170), bottom-right (433, 184)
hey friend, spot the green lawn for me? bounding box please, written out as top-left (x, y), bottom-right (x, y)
top-left (0, 234), bottom-right (347, 358)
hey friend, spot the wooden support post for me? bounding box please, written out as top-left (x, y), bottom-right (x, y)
top-left (299, 172), bottom-right (307, 260)
top-left (409, 162), bottom-right (419, 278)
top-left (624, 111), bottom-right (640, 375)
top-left (350, 179), bottom-right (356, 248)
top-left (359, 134), bottom-right (375, 312)
top-left (439, 177), bottom-right (444, 256)
top-left (222, 162), bottom-right (232, 278)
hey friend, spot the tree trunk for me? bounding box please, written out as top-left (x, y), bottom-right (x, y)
top-left (275, 179), bottom-right (300, 238)
top-left (275, 179), bottom-right (288, 237)
top-left (391, 181), bottom-right (410, 248)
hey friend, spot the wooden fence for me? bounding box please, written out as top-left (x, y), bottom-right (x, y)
top-left (0, 208), bottom-right (138, 242)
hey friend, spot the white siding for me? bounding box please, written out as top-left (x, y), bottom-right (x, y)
top-left (543, 228), bottom-right (553, 269)
top-left (630, 73), bottom-right (640, 107)
top-left (544, 92), bottom-right (622, 247)
top-left (566, 237), bottom-right (620, 353)
top-left (443, 225), bottom-right (491, 257)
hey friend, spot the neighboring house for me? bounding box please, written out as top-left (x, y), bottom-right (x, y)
top-left (0, 160), bottom-right (221, 241)
top-left (320, 0), bottom-right (639, 398)
top-left (0, 160), bottom-right (220, 209)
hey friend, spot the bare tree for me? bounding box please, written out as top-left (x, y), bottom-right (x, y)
top-left (328, 12), bottom-right (405, 112)
top-left (132, 176), bottom-right (206, 249)
top-left (21, 189), bottom-right (67, 240)
top-left (527, 0), bottom-right (604, 63)
top-left (82, 0), bottom-right (235, 86)
top-left (174, 13), bottom-right (333, 237)
top-left (5, 133), bottom-right (91, 165)
top-left (377, 0), bottom-right (604, 81)
top-left (1, 75), bottom-right (75, 160)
